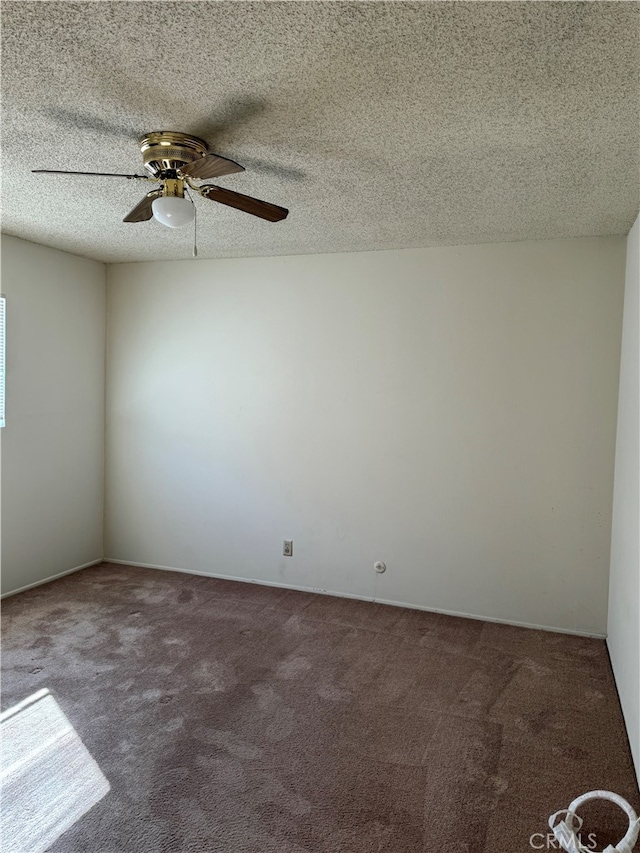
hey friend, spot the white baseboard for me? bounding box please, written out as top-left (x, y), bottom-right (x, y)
top-left (372, 594), bottom-right (606, 639)
top-left (104, 557), bottom-right (606, 639)
top-left (1, 559), bottom-right (103, 599)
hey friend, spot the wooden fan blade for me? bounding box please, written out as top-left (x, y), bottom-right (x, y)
top-left (199, 184), bottom-right (288, 222)
top-left (33, 169), bottom-right (148, 179)
top-left (123, 189), bottom-right (163, 223)
top-left (180, 154), bottom-right (244, 180)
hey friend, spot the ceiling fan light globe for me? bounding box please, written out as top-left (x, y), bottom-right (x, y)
top-left (151, 195), bottom-right (194, 228)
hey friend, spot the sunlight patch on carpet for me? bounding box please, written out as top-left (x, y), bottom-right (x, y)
top-left (1, 688), bottom-right (110, 853)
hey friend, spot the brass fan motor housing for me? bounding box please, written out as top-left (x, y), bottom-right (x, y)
top-left (139, 131), bottom-right (208, 177)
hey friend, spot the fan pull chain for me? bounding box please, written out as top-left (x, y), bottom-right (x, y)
top-left (193, 202), bottom-right (198, 258)
top-left (186, 187), bottom-right (198, 257)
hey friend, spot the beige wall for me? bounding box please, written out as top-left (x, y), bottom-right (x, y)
top-left (105, 237), bottom-right (624, 635)
top-left (608, 215), bottom-right (640, 781)
top-left (1, 235), bottom-right (105, 596)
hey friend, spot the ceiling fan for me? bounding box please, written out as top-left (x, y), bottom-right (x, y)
top-left (32, 131), bottom-right (289, 229)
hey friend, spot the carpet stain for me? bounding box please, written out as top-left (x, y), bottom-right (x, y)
top-left (276, 655), bottom-right (312, 680)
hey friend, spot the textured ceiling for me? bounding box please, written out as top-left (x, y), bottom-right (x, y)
top-left (1, 1), bottom-right (639, 263)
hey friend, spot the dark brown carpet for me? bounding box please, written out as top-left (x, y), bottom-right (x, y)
top-left (2, 563), bottom-right (638, 853)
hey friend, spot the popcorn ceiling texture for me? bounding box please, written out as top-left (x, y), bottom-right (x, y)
top-left (1, 1), bottom-right (638, 263)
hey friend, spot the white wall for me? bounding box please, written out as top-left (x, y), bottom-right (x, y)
top-left (1, 235), bottom-right (105, 596)
top-left (608, 215), bottom-right (640, 781)
top-left (106, 237), bottom-right (625, 635)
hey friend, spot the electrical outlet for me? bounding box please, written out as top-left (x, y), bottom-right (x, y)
top-left (283, 540), bottom-right (293, 557)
